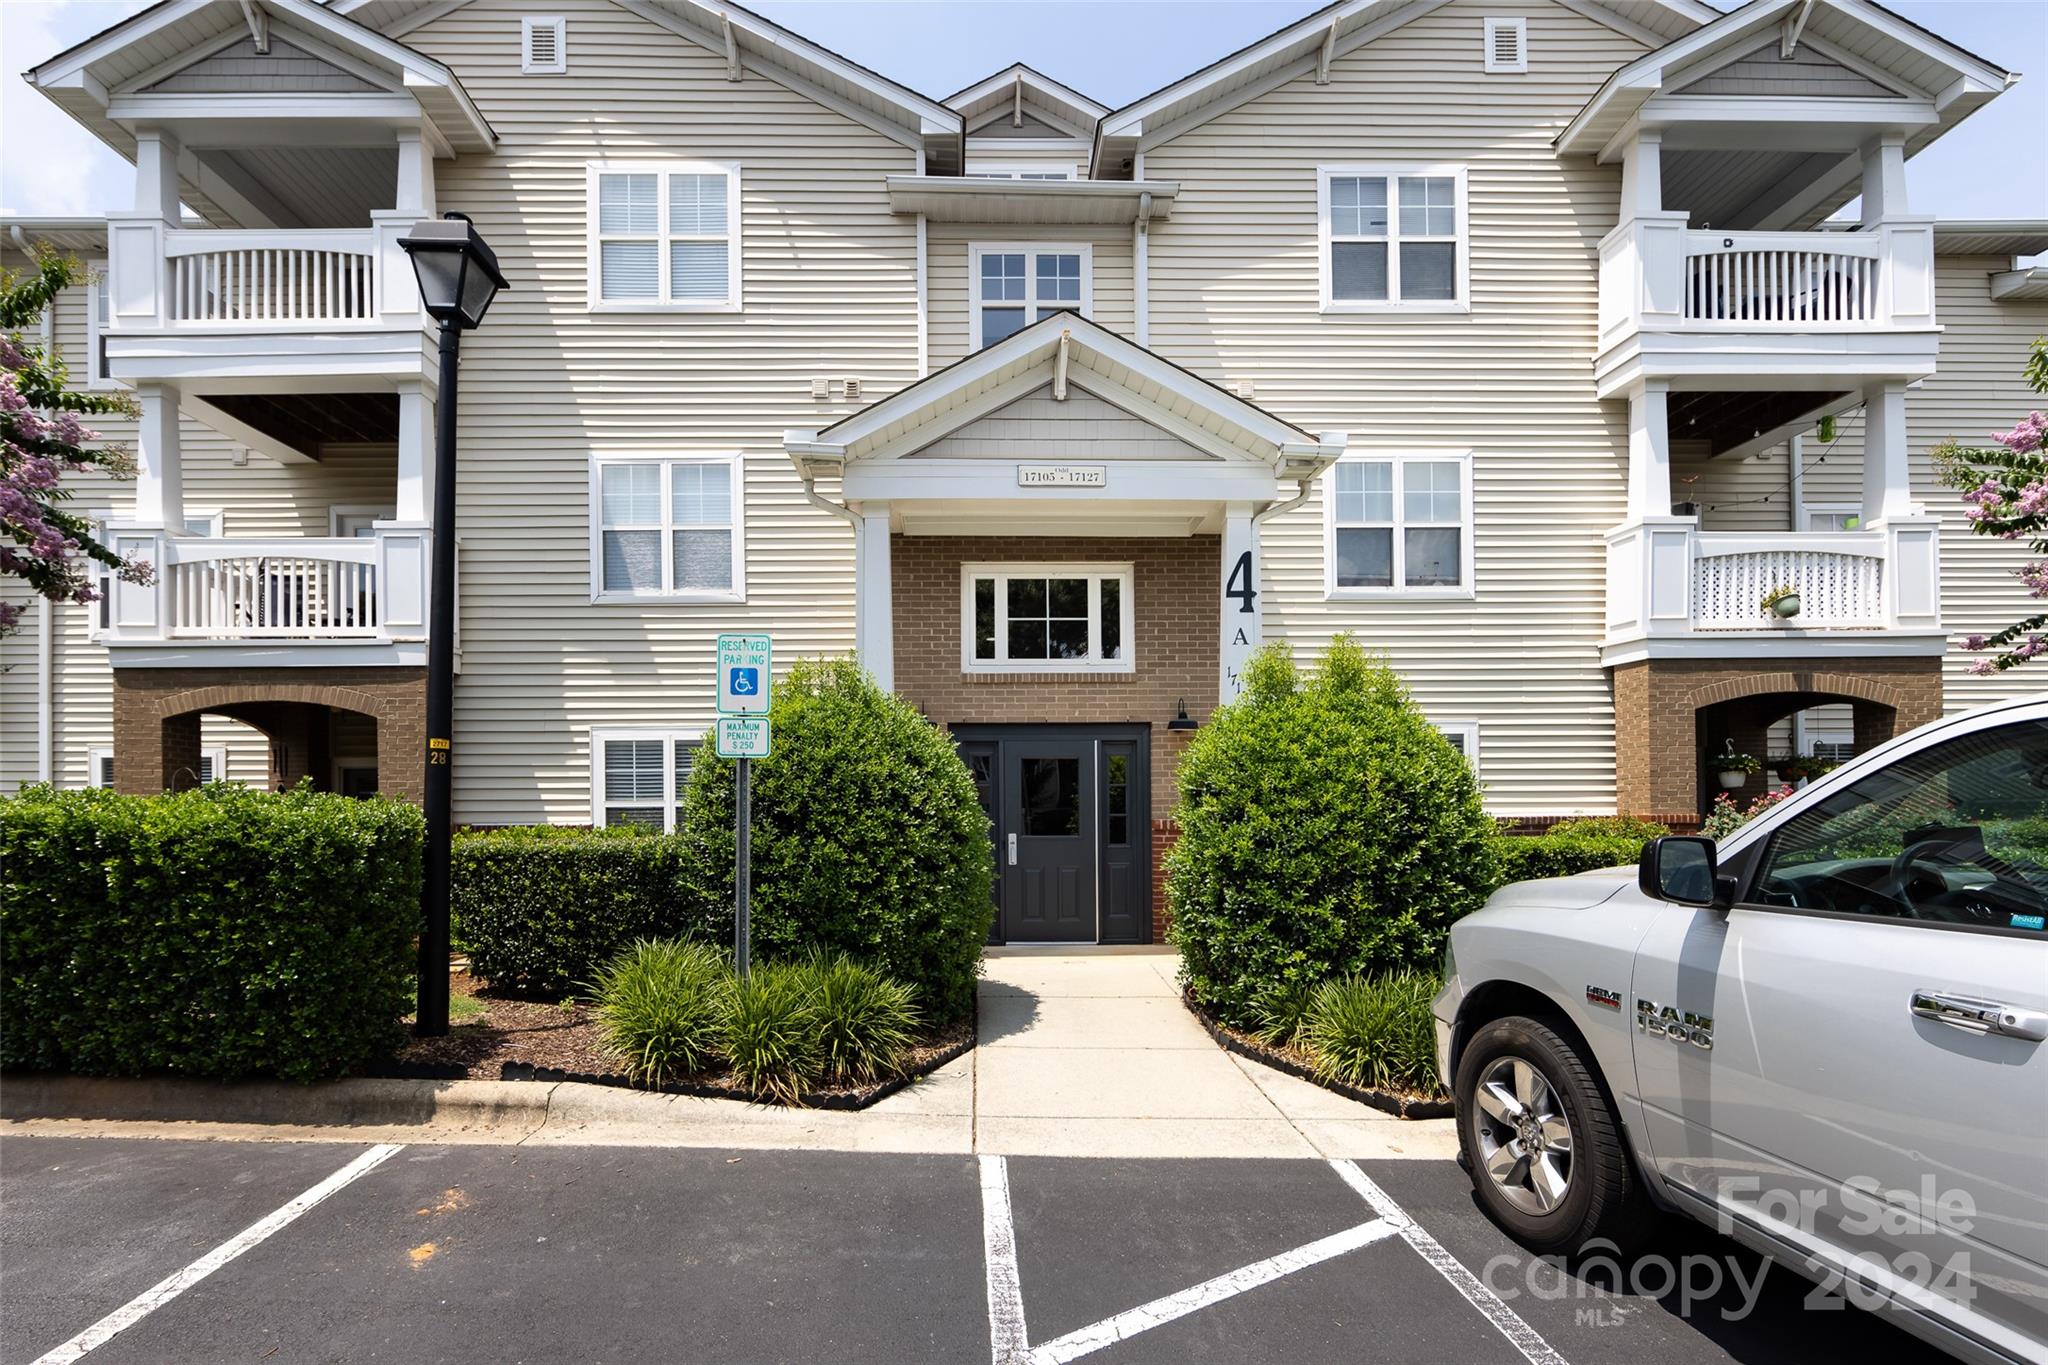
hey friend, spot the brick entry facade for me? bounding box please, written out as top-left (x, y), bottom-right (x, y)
top-left (892, 534), bottom-right (1220, 940)
top-left (1611, 656), bottom-right (1943, 817)
top-left (111, 667), bottom-right (428, 803)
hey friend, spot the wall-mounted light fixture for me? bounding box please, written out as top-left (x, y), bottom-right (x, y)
top-left (1167, 699), bottom-right (1198, 731)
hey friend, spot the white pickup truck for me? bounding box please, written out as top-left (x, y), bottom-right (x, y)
top-left (1435, 696), bottom-right (2048, 1365)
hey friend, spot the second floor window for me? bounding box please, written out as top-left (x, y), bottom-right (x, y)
top-left (1319, 165), bottom-right (1467, 311)
top-left (1325, 454), bottom-right (1473, 596)
top-left (969, 242), bottom-right (1091, 349)
top-left (587, 161), bottom-right (741, 311)
top-left (591, 456), bottom-right (743, 601)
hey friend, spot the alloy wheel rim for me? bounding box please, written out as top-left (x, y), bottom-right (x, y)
top-left (1472, 1056), bottom-right (1575, 1216)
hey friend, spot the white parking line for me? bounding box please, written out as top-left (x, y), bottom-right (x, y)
top-left (31, 1143), bottom-right (403, 1365)
top-left (1330, 1159), bottom-right (1569, 1365)
top-left (981, 1154), bottom-right (1031, 1365)
top-left (1026, 1217), bottom-right (1402, 1364)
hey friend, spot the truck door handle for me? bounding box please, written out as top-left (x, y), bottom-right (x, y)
top-left (1911, 990), bottom-right (2048, 1042)
top-left (1007, 833), bottom-right (1017, 867)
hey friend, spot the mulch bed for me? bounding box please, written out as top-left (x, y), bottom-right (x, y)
top-left (382, 969), bottom-right (975, 1110)
top-left (1183, 994), bottom-right (1454, 1121)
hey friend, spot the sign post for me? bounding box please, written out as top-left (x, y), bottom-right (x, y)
top-left (715, 635), bottom-right (772, 978)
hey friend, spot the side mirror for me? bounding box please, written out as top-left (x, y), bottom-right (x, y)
top-left (1639, 835), bottom-right (1729, 909)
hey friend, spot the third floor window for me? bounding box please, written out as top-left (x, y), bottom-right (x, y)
top-left (1318, 165), bottom-right (1468, 312)
top-left (969, 242), bottom-right (1091, 349)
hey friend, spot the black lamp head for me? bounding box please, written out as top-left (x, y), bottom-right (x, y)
top-left (1167, 699), bottom-right (1197, 731)
top-left (399, 212), bottom-right (507, 330)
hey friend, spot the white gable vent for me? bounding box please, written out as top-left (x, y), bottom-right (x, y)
top-left (1483, 17), bottom-right (1527, 74)
top-left (522, 16), bottom-right (567, 74)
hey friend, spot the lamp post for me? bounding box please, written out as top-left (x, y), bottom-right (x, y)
top-left (399, 212), bottom-right (506, 1037)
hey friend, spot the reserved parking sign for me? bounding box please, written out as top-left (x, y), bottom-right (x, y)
top-left (717, 634), bottom-right (771, 714)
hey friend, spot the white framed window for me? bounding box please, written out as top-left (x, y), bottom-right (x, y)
top-left (522, 16), bottom-right (567, 74)
top-left (1483, 17), bottom-right (1527, 73)
top-left (961, 562), bottom-right (1134, 674)
top-left (590, 729), bottom-right (699, 831)
top-left (586, 161), bottom-right (741, 312)
top-left (88, 745), bottom-right (225, 787)
top-left (1324, 452), bottom-right (1474, 598)
top-left (1802, 503), bottom-right (1863, 532)
top-left (84, 260), bottom-right (119, 390)
top-left (589, 454), bottom-right (744, 602)
top-left (968, 242), bottom-right (1092, 351)
top-left (965, 165), bottom-right (1080, 181)
top-left (1317, 165), bottom-right (1469, 312)
top-left (1435, 722), bottom-right (1482, 774)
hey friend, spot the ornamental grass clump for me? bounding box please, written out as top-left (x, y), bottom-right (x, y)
top-left (1301, 972), bottom-right (1444, 1097)
top-left (805, 951), bottom-right (921, 1084)
top-left (589, 939), bottom-right (729, 1086)
top-left (723, 964), bottom-right (826, 1103)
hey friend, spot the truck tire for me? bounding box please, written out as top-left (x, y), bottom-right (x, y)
top-left (1454, 1013), bottom-right (1653, 1257)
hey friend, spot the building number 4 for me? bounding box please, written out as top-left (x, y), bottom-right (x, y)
top-left (1226, 551), bottom-right (1257, 614)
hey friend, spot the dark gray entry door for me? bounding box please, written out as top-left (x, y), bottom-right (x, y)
top-left (1002, 739), bottom-right (1097, 942)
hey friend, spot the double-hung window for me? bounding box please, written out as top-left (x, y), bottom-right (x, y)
top-left (591, 729), bottom-right (697, 830)
top-left (587, 161), bottom-right (741, 311)
top-left (1326, 454), bottom-right (1473, 596)
top-left (591, 455), bottom-right (743, 601)
top-left (88, 745), bottom-right (225, 787)
top-left (962, 562), bottom-right (1134, 673)
top-left (968, 243), bottom-right (1090, 350)
top-left (85, 259), bottom-right (118, 389)
top-left (1319, 165), bottom-right (1467, 310)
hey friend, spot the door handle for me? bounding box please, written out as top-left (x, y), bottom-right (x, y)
top-left (1007, 833), bottom-right (1017, 867)
top-left (1911, 990), bottom-right (2048, 1042)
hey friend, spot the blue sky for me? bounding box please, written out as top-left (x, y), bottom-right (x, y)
top-left (3, 0), bottom-right (2044, 221)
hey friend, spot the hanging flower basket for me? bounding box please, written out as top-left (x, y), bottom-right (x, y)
top-left (1761, 585), bottom-right (1801, 619)
top-left (1712, 751), bottom-right (1761, 790)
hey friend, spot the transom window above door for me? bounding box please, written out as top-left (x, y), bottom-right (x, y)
top-left (969, 243), bottom-right (1092, 350)
top-left (1325, 454), bottom-right (1474, 597)
top-left (590, 455), bottom-right (744, 601)
top-left (962, 562), bottom-right (1134, 673)
top-left (586, 161), bottom-right (741, 311)
top-left (1318, 165), bottom-right (1467, 311)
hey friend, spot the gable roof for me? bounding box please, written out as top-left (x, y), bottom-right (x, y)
top-left (1088, 0), bottom-right (1718, 177)
top-left (949, 63), bottom-right (1106, 144)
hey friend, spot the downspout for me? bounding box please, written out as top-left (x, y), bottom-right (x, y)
top-left (801, 474), bottom-right (859, 529)
top-left (1254, 476), bottom-right (1315, 524)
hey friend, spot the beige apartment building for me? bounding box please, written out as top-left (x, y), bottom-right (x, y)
top-left (4, 0), bottom-right (2046, 943)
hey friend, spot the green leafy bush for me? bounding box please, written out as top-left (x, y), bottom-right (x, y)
top-left (589, 938), bottom-right (729, 1086)
top-left (1490, 827), bottom-right (1662, 886)
top-left (1167, 637), bottom-right (1498, 1028)
top-left (806, 952), bottom-right (921, 1084)
top-left (1301, 972), bottom-right (1444, 1096)
top-left (0, 783), bottom-right (421, 1082)
top-left (676, 659), bottom-right (992, 1023)
top-left (454, 827), bottom-right (686, 998)
top-left (1538, 816), bottom-right (1670, 843)
top-left (723, 964), bottom-right (824, 1103)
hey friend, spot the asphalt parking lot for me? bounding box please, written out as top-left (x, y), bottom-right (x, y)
top-left (2, 1135), bottom-right (1951, 1364)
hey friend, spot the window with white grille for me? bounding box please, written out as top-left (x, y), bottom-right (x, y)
top-left (967, 243), bottom-right (1091, 350)
top-left (587, 161), bottom-right (742, 311)
top-left (1483, 18), bottom-right (1527, 73)
top-left (1318, 165), bottom-right (1468, 311)
top-left (1325, 453), bottom-right (1474, 597)
top-left (1435, 723), bottom-right (1482, 775)
top-left (591, 730), bottom-right (698, 830)
top-left (590, 455), bottom-right (744, 601)
top-left (522, 17), bottom-right (566, 74)
top-left (88, 746), bottom-right (224, 787)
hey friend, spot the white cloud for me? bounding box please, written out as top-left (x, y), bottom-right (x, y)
top-left (0, 1), bottom-right (156, 218)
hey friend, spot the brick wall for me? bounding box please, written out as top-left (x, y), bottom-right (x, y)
top-left (1611, 657), bottom-right (1942, 817)
top-left (111, 667), bottom-right (427, 802)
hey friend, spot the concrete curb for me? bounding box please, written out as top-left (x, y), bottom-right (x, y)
top-left (0, 1074), bottom-right (559, 1131)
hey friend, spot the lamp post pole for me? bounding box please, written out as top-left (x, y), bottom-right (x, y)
top-left (416, 317), bottom-right (462, 1037)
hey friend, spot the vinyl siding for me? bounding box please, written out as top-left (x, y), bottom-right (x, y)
top-left (1139, 0), bottom-right (1650, 815)
top-left (928, 222), bottom-right (1133, 372)
top-left (400, 0), bottom-right (919, 824)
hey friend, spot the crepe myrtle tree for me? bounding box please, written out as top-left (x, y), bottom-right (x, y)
top-left (1, 249), bottom-right (149, 638)
top-left (1935, 338), bottom-right (2048, 674)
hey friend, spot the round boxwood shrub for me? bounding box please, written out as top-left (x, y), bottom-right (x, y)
top-left (675, 658), bottom-right (992, 1023)
top-left (1167, 637), bottom-right (1498, 1028)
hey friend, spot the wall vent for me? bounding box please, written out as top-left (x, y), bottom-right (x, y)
top-left (522, 17), bottom-right (566, 74)
top-left (1483, 17), bottom-right (1527, 74)
top-left (843, 377), bottom-right (863, 401)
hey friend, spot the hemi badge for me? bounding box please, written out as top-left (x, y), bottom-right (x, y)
top-left (1586, 986), bottom-right (1623, 1010)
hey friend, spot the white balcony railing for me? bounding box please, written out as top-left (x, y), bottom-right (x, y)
top-left (1606, 516), bottom-right (1941, 645)
top-left (165, 230), bottom-right (377, 326)
top-left (1680, 234), bottom-right (1879, 326)
top-left (102, 527), bottom-right (430, 649)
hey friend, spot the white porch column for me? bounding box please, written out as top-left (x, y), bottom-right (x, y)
top-left (395, 131), bottom-right (437, 216)
top-left (1220, 501), bottom-right (1259, 702)
top-left (133, 129), bottom-right (182, 221)
top-left (1859, 133), bottom-right (1908, 226)
top-left (133, 383), bottom-right (185, 529)
top-left (1618, 130), bottom-right (1663, 224)
top-left (856, 502), bottom-right (894, 690)
top-left (394, 382), bottom-right (436, 523)
top-left (1861, 381), bottom-right (1914, 526)
top-left (1626, 381), bottom-right (1673, 521)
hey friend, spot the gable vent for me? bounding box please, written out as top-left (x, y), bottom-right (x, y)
top-left (522, 16), bottom-right (566, 74)
top-left (1483, 17), bottom-right (1527, 74)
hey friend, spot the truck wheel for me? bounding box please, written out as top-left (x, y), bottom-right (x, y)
top-left (1454, 1014), bottom-right (1652, 1256)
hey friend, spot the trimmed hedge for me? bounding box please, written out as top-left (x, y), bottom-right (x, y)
top-left (1167, 638), bottom-right (1499, 1028)
top-left (1, 783), bottom-right (421, 1082)
top-left (676, 658), bottom-right (992, 1023)
top-left (453, 826), bottom-right (685, 997)
top-left (1488, 818), bottom-right (1668, 888)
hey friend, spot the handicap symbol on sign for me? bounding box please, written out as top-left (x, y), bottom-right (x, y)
top-left (730, 667), bottom-right (759, 696)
